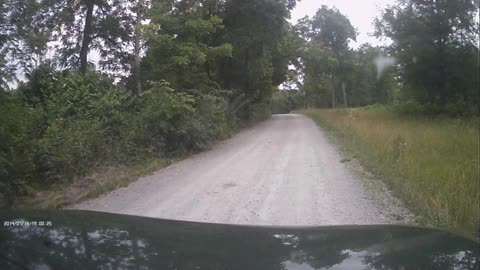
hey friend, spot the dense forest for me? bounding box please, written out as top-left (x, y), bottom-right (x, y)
top-left (0, 0), bottom-right (478, 206)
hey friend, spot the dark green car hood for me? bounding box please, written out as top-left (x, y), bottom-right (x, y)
top-left (0, 210), bottom-right (478, 270)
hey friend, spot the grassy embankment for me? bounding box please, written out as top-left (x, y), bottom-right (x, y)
top-left (299, 106), bottom-right (479, 233)
top-left (17, 158), bottom-right (176, 209)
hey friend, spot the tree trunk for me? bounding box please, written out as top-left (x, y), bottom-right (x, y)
top-left (342, 81), bottom-right (348, 107)
top-left (330, 75), bottom-right (335, 108)
top-left (244, 47), bottom-right (250, 94)
top-left (133, 0), bottom-right (143, 95)
top-left (79, 0), bottom-right (94, 74)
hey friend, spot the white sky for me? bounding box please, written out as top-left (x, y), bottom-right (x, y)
top-left (289, 0), bottom-right (396, 48)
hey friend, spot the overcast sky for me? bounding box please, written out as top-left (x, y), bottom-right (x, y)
top-left (289, 0), bottom-right (396, 48)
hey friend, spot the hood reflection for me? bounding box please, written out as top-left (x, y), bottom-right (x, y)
top-left (0, 210), bottom-right (478, 270)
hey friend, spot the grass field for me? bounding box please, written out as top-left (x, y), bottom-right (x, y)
top-left (299, 106), bottom-right (479, 234)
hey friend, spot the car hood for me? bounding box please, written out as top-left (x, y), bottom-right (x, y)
top-left (0, 210), bottom-right (478, 270)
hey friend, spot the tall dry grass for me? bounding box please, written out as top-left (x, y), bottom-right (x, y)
top-left (300, 106), bottom-right (479, 233)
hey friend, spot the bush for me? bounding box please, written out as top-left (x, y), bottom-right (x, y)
top-left (0, 91), bottom-right (40, 205)
top-left (132, 83), bottom-right (229, 155)
top-left (444, 99), bottom-right (478, 117)
top-left (1, 70), bottom-right (236, 206)
top-left (37, 119), bottom-right (107, 181)
top-left (248, 102), bottom-right (272, 121)
top-left (35, 72), bottom-right (130, 179)
top-left (133, 83), bottom-right (196, 155)
top-left (188, 94), bottom-right (229, 148)
top-left (271, 91), bottom-right (290, 114)
top-left (45, 72), bottom-right (125, 121)
top-left (391, 100), bottom-right (441, 116)
top-left (271, 90), bottom-right (301, 114)
top-left (391, 99), bottom-right (478, 117)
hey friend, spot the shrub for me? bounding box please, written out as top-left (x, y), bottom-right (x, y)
top-left (37, 119), bottom-right (107, 181)
top-left (33, 72), bottom-right (130, 180)
top-left (189, 94), bottom-right (229, 148)
top-left (0, 91), bottom-right (39, 205)
top-left (271, 91), bottom-right (290, 114)
top-left (46, 72), bottom-right (124, 121)
top-left (1, 70), bottom-right (236, 205)
top-left (271, 90), bottom-right (304, 114)
top-left (444, 99), bottom-right (478, 117)
top-left (134, 83), bottom-right (193, 154)
top-left (391, 99), bottom-right (477, 117)
top-left (248, 102), bottom-right (272, 121)
top-left (132, 83), bottom-right (229, 155)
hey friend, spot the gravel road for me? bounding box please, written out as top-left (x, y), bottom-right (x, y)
top-left (73, 114), bottom-right (414, 225)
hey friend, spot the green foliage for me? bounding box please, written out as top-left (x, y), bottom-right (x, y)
top-left (297, 6), bottom-right (359, 108)
top-left (38, 118), bottom-right (106, 181)
top-left (219, 0), bottom-right (293, 120)
top-left (391, 99), bottom-right (478, 117)
top-left (46, 73), bottom-right (122, 120)
top-left (1, 0), bottom-right (299, 205)
top-left (297, 2), bottom-right (478, 113)
top-left (391, 100), bottom-right (442, 116)
top-left (375, 0), bottom-right (479, 106)
top-left (348, 44), bottom-right (397, 106)
top-left (134, 83), bottom-right (195, 154)
top-left (0, 91), bottom-right (39, 204)
top-left (55, 0), bottom-right (135, 73)
top-left (0, 0), bottom-right (53, 87)
top-left (30, 71), bottom-right (130, 182)
top-left (135, 83), bottom-right (229, 155)
top-left (142, 1), bottom-right (231, 92)
top-left (1, 69), bottom-right (234, 205)
top-left (297, 5), bottom-right (356, 52)
top-left (137, 0), bottom-right (297, 122)
top-left (271, 90), bottom-right (301, 114)
top-left (300, 45), bottom-right (337, 108)
top-left (296, 8), bottom-right (399, 109)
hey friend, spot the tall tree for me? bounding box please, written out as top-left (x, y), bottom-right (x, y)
top-left (0, 0), bottom-right (53, 88)
top-left (141, 0), bottom-right (232, 92)
top-left (220, 0), bottom-right (295, 119)
top-left (348, 44), bottom-right (396, 106)
top-left (375, 0), bottom-right (479, 105)
top-left (48, 0), bottom-right (135, 74)
top-left (133, 0), bottom-right (145, 95)
top-left (297, 6), bottom-right (357, 107)
top-left (300, 44), bottom-right (338, 108)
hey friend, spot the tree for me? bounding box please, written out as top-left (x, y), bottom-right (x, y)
top-left (141, 0), bottom-right (232, 93)
top-left (297, 6), bottom-right (357, 107)
top-left (0, 0), bottom-right (53, 88)
top-left (300, 45), bottom-right (338, 108)
top-left (139, 0), bottom-right (297, 121)
top-left (220, 0), bottom-right (294, 119)
top-left (335, 44), bottom-right (397, 107)
top-left (375, 0), bottom-right (479, 106)
top-left (133, 0), bottom-right (145, 95)
top-left (47, 0), bottom-right (135, 74)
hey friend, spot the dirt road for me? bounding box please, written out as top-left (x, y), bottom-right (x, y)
top-left (73, 114), bottom-right (414, 225)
